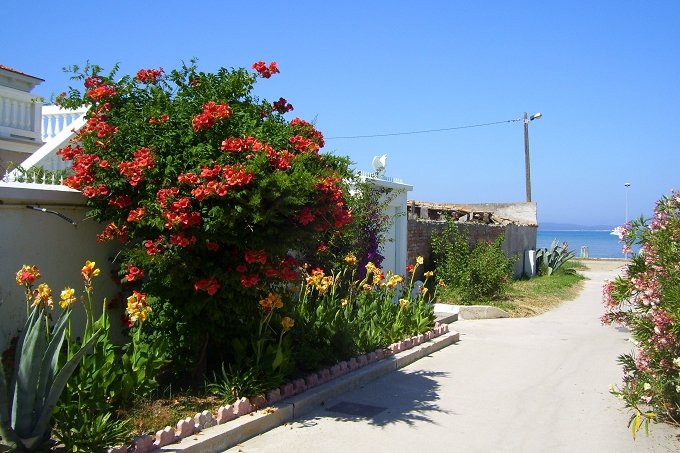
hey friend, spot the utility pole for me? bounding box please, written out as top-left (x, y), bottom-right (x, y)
top-left (523, 112), bottom-right (532, 202)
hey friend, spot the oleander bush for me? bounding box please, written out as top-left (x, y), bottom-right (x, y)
top-left (602, 190), bottom-right (680, 437)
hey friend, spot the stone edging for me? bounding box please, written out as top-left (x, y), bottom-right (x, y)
top-left (108, 322), bottom-right (458, 453)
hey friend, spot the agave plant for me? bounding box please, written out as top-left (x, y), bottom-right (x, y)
top-left (0, 304), bottom-right (100, 451)
top-left (535, 240), bottom-right (576, 276)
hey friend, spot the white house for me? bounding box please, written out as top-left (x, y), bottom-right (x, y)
top-left (0, 65), bottom-right (44, 173)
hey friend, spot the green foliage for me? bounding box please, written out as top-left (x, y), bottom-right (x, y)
top-left (6, 164), bottom-right (71, 185)
top-left (432, 220), bottom-right (514, 302)
top-left (56, 267), bottom-right (167, 451)
top-left (602, 191), bottom-right (680, 436)
top-left (53, 408), bottom-right (132, 453)
top-left (206, 364), bottom-right (278, 404)
top-left (535, 240), bottom-right (576, 276)
top-left (0, 299), bottom-right (100, 451)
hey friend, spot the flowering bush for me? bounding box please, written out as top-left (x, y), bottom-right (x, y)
top-left (602, 190), bottom-right (680, 436)
top-left (57, 61), bottom-right (353, 375)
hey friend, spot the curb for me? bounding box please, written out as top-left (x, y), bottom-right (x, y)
top-left (158, 329), bottom-right (460, 452)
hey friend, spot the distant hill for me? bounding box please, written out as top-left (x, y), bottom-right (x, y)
top-left (539, 222), bottom-right (615, 231)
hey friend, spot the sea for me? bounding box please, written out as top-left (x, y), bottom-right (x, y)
top-left (537, 229), bottom-right (634, 259)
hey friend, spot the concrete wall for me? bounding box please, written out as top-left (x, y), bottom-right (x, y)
top-left (0, 183), bottom-right (120, 348)
top-left (407, 219), bottom-right (538, 279)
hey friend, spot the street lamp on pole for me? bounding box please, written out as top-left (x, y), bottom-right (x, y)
top-left (523, 112), bottom-right (542, 202)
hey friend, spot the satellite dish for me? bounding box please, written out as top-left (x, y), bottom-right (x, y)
top-left (372, 154), bottom-right (387, 175)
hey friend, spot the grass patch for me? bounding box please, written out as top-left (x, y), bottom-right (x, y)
top-left (118, 391), bottom-right (222, 435)
top-left (437, 260), bottom-right (587, 317)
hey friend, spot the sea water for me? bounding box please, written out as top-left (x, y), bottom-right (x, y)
top-left (537, 230), bottom-right (635, 259)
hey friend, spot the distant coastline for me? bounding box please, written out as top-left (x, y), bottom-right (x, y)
top-left (539, 222), bottom-right (617, 231)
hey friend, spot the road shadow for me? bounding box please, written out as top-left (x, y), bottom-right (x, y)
top-left (296, 367), bottom-right (454, 428)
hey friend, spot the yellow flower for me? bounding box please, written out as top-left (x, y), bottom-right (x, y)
top-left (423, 271), bottom-right (434, 278)
top-left (32, 283), bottom-right (53, 310)
top-left (438, 279), bottom-right (447, 288)
top-left (399, 298), bottom-right (410, 309)
top-left (416, 256), bottom-right (424, 265)
top-left (81, 260), bottom-right (101, 283)
top-left (281, 316), bottom-right (295, 332)
top-left (344, 254), bottom-right (357, 266)
top-left (259, 292), bottom-right (283, 311)
top-left (365, 262), bottom-right (378, 275)
top-left (386, 274), bottom-right (404, 289)
top-left (127, 290), bottom-right (151, 323)
top-left (340, 298), bottom-right (349, 307)
top-left (362, 283), bottom-right (373, 292)
top-left (59, 287), bottom-right (77, 309)
top-left (419, 286), bottom-right (429, 295)
top-left (372, 269), bottom-right (384, 285)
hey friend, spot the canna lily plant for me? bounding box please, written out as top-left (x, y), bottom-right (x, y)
top-left (0, 266), bottom-right (101, 451)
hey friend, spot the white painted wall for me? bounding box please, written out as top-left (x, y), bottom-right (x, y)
top-left (357, 176), bottom-right (412, 276)
top-left (0, 184), bottom-right (120, 348)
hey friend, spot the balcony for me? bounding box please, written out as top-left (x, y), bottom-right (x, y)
top-left (0, 85), bottom-right (43, 153)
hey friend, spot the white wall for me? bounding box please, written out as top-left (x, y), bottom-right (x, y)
top-left (359, 176), bottom-right (412, 276)
top-left (0, 184), bottom-right (120, 348)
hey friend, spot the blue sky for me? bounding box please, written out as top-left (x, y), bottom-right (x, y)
top-left (4, 1), bottom-right (679, 226)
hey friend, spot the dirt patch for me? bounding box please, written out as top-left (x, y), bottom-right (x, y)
top-left (578, 259), bottom-right (629, 273)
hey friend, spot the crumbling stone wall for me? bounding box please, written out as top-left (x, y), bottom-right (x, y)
top-left (407, 219), bottom-right (537, 279)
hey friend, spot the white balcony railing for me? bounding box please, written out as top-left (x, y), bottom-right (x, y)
top-left (0, 85), bottom-right (42, 143)
top-left (41, 105), bottom-right (88, 142)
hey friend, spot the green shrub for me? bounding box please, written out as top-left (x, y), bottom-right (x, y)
top-left (432, 220), bottom-right (514, 303)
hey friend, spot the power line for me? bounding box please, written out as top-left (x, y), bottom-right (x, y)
top-left (326, 118), bottom-right (522, 140)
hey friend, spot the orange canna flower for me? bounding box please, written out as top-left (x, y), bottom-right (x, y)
top-left (16, 265), bottom-right (40, 286)
top-left (59, 287), bottom-right (77, 309)
top-left (127, 290), bottom-right (151, 323)
top-left (81, 260), bottom-right (101, 283)
top-left (281, 316), bottom-right (295, 332)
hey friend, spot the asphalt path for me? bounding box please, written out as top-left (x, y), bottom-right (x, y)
top-left (227, 260), bottom-right (680, 453)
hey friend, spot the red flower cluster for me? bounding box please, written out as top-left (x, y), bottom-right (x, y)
top-left (97, 222), bottom-right (128, 243)
top-left (109, 194), bottom-right (132, 209)
top-left (297, 207), bottom-right (315, 225)
top-left (81, 115), bottom-right (119, 139)
top-left (252, 61), bottom-right (279, 79)
top-left (64, 153), bottom-right (100, 190)
top-left (289, 135), bottom-right (320, 154)
top-left (118, 147), bottom-right (155, 187)
top-left (192, 101), bottom-right (232, 132)
top-left (84, 76), bottom-right (103, 89)
top-left (82, 184), bottom-right (109, 199)
top-left (144, 236), bottom-right (166, 255)
top-left (178, 163), bottom-right (255, 201)
top-left (86, 84), bottom-right (117, 102)
top-left (195, 276), bottom-right (220, 296)
top-left (127, 207), bottom-right (145, 222)
top-left (169, 232), bottom-right (197, 248)
top-left (244, 249), bottom-right (267, 265)
top-left (221, 136), bottom-right (296, 170)
top-left (124, 265), bottom-right (145, 282)
top-left (290, 117), bottom-right (325, 149)
top-left (148, 114), bottom-right (169, 124)
top-left (135, 67), bottom-right (164, 84)
top-left (272, 97), bottom-right (294, 114)
top-left (161, 195), bottom-right (201, 230)
top-left (56, 144), bottom-right (83, 161)
top-left (317, 176), bottom-right (353, 229)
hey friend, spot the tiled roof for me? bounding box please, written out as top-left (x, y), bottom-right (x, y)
top-left (0, 64), bottom-right (44, 81)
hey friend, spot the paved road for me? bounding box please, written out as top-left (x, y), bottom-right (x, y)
top-left (228, 261), bottom-right (680, 453)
